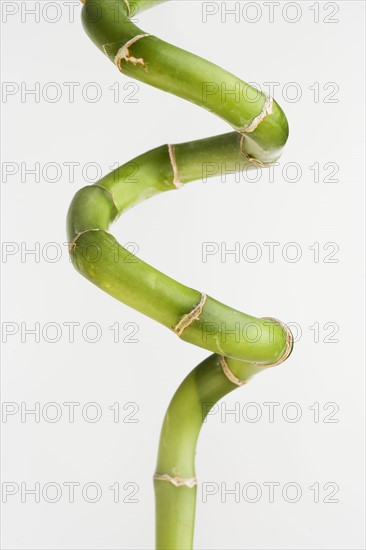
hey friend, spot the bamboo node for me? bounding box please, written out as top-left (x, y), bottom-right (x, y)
top-left (68, 228), bottom-right (101, 253)
top-left (167, 144), bottom-right (182, 189)
top-left (219, 356), bottom-right (247, 386)
top-left (261, 317), bottom-right (294, 367)
top-left (93, 184), bottom-right (119, 217)
top-left (114, 34), bottom-right (150, 71)
top-left (238, 95), bottom-right (273, 134)
top-left (153, 473), bottom-right (197, 488)
top-left (239, 135), bottom-right (265, 167)
top-left (123, 0), bottom-right (131, 15)
top-left (173, 294), bottom-right (207, 337)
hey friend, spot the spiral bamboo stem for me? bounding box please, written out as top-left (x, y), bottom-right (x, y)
top-left (67, 1), bottom-right (293, 548)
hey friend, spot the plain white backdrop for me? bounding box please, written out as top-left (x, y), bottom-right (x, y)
top-left (1, 1), bottom-right (365, 549)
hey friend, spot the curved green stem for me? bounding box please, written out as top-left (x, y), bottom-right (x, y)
top-left (81, 0), bottom-right (287, 160)
top-left (67, 136), bottom-right (290, 363)
top-left (154, 354), bottom-right (272, 549)
top-left (68, 1), bottom-right (293, 548)
top-left (68, 0), bottom-right (290, 364)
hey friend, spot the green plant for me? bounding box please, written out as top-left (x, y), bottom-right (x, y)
top-left (67, 1), bottom-right (293, 548)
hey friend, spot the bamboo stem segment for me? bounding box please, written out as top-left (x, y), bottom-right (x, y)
top-left (153, 353), bottom-right (277, 549)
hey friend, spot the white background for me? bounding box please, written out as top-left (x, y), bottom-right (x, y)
top-left (1, 1), bottom-right (365, 549)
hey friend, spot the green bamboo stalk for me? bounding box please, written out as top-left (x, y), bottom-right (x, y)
top-left (154, 353), bottom-right (277, 549)
top-left (80, 0), bottom-right (287, 161)
top-left (67, 134), bottom-right (289, 364)
top-left (68, 0), bottom-right (290, 364)
top-left (68, 0), bottom-right (293, 547)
